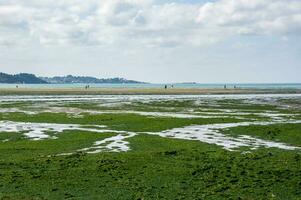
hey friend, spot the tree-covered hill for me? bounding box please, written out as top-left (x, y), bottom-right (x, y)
top-left (0, 73), bottom-right (47, 84)
top-left (0, 72), bottom-right (145, 84)
top-left (40, 75), bottom-right (145, 84)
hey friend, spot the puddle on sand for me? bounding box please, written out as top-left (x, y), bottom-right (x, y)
top-left (2, 94), bottom-right (301, 122)
top-left (1, 105), bottom-right (298, 121)
top-left (0, 120), bottom-right (300, 154)
top-left (147, 121), bottom-right (301, 151)
top-left (78, 132), bottom-right (136, 153)
top-left (0, 120), bottom-right (138, 154)
top-left (1, 94), bottom-right (301, 154)
top-left (0, 121), bottom-right (116, 140)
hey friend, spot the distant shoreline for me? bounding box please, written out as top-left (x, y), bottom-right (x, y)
top-left (1, 83), bottom-right (301, 89)
top-left (0, 88), bottom-right (300, 95)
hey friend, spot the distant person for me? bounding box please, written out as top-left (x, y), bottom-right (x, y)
top-left (16, 85), bottom-right (18, 88)
top-left (224, 84), bottom-right (227, 89)
top-left (164, 85), bottom-right (167, 89)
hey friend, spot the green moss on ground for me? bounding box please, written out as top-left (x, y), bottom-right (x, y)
top-left (223, 123), bottom-right (301, 147)
top-left (0, 96), bottom-right (301, 199)
top-left (0, 112), bottom-right (244, 132)
top-left (0, 134), bottom-right (300, 200)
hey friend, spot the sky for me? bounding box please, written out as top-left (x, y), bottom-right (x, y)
top-left (0, 0), bottom-right (301, 83)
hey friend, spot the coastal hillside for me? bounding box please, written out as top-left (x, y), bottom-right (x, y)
top-left (40, 75), bottom-right (144, 84)
top-left (0, 73), bottom-right (47, 84)
top-left (0, 72), bottom-right (144, 84)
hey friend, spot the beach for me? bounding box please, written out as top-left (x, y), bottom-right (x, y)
top-left (0, 87), bottom-right (301, 95)
top-left (0, 92), bottom-right (301, 199)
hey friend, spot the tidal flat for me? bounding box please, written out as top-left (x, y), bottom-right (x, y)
top-left (0, 94), bottom-right (300, 199)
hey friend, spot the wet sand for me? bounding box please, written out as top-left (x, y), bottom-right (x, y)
top-left (0, 87), bottom-right (300, 95)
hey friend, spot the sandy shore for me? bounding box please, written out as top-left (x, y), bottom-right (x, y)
top-left (0, 87), bottom-right (300, 95)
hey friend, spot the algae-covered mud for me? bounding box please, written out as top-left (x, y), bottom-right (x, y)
top-left (0, 94), bottom-right (301, 199)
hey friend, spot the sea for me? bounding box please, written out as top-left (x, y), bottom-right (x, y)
top-left (0, 83), bottom-right (301, 89)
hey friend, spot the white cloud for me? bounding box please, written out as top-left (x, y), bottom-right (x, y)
top-left (197, 0), bottom-right (301, 35)
top-left (0, 0), bottom-right (300, 47)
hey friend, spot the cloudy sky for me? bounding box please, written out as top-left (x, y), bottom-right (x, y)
top-left (0, 0), bottom-right (300, 83)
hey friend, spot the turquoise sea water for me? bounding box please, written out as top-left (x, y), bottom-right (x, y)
top-left (0, 83), bottom-right (301, 89)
